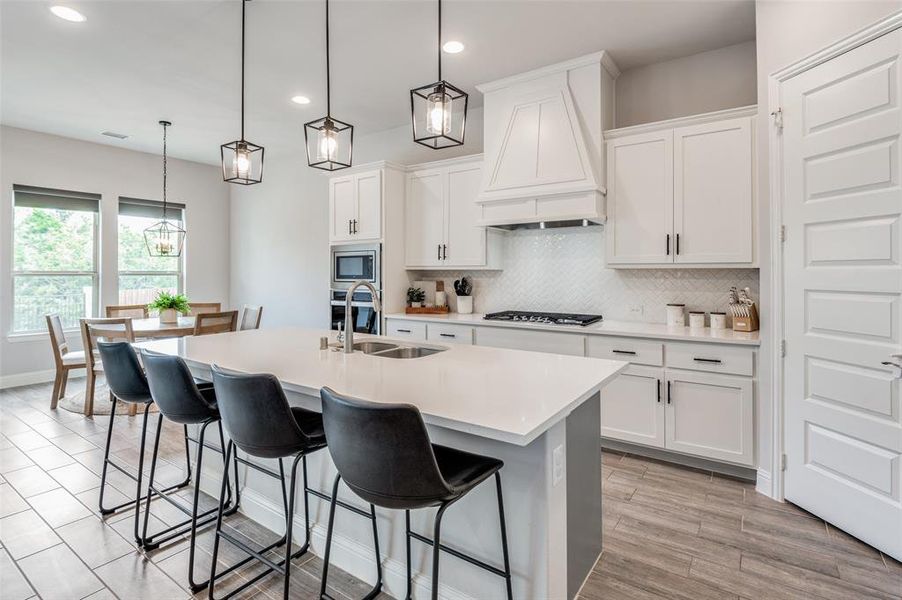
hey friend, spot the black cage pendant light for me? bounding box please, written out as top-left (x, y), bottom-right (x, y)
top-left (221, 0), bottom-right (264, 184)
top-left (410, 0), bottom-right (468, 149)
top-left (305, 0), bottom-right (353, 171)
top-left (144, 121), bottom-right (186, 257)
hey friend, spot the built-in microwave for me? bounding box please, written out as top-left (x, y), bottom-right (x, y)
top-left (330, 244), bottom-right (381, 291)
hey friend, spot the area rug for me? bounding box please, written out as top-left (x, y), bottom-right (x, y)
top-left (58, 377), bottom-right (157, 416)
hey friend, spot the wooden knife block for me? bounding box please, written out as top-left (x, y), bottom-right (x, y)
top-left (732, 305), bottom-right (759, 332)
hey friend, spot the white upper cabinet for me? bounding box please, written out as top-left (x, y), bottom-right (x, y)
top-left (604, 107), bottom-right (757, 267)
top-left (405, 156), bottom-right (502, 270)
top-left (329, 169), bottom-right (383, 243)
top-left (606, 130), bottom-right (674, 264)
top-left (674, 118), bottom-right (753, 264)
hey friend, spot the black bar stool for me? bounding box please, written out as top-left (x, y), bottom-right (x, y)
top-left (319, 387), bottom-right (513, 600)
top-left (95, 341), bottom-right (191, 544)
top-left (140, 350), bottom-right (242, 592)
top-left (208, 365), bottom-right (381, 600)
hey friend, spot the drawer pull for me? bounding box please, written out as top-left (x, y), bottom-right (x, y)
top-left (693, 357), bottom-right (723, 364)
top-left (667, 380), bottom-right (671, 404)
top-left (656, 379), bottom-right (661, 403)
top-left (439, 333), bottom-right (456, 338)
top-left (397, 329), bottom-right (412, 333)
top-left (612, 349), bottom-right (637, 356)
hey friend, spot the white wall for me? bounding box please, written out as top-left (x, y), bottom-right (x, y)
top-left (0, 126), bottom-right (230, 384)
top-left (754, 0), bottom-right (902, 492)
top-left (615, 41), bottom-right (758, 128)
top-left (227, 108), bottom-right (485, 329)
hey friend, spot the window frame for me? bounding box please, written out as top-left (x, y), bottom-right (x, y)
top-left (116, 198), bottom-right (185, 304)
top-left (10, 187), bottom-right (101, 336)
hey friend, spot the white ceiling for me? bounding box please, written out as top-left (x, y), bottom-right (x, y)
top-left (1, 0), bottom-right (755, 165)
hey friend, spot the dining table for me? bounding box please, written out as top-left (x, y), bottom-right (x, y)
top-left (132, 316), bottom-right (196, 339)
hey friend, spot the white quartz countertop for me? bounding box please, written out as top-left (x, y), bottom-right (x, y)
top-left (385, 312), bottom-right (761, 346)
top-left (138, 327), bottom-right (627, 446)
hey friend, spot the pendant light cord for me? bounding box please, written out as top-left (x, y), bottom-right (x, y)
top-left (325, 0), bottom-right (331, 117)
top-left (161, 122), bottom-right (168, 217)
top-left (240, 0), bottom-right (246, 140)
top-left (437, 0), bottom-right (442, 82)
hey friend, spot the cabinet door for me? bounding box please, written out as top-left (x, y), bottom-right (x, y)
top-left (405, 169), bottom-right (446, 267)
top-left (330, 176), bottom-right (356, 242)
top-left (605, 131), bottom-right (674, 264)
top-left (354, 170), bottom-right (382, 240)
top-left (665, 370), bottom-right (754, 466)
top-left (673, 117), bottom-right (753, 264)
top-left (601, 366), bottom-right (665, 448)
top-left (445, 162), bottom-right (486, 266)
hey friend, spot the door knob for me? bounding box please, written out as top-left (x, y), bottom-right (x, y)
top-left (882, 360), bottom-right (902, 378)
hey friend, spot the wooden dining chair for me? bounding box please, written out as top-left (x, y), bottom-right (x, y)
top-left (46, 314), bottom-right (87, 409)
top-left (80, 318), bottom-right (136, 417)
top-left (193, 310), bottom-right (238, 336)
top-left (238, 304), bottom-right (263, 331)
top-left (106, 304), bottom-right (149, 319)
top-left (188, 302), bottom-right (222, 316)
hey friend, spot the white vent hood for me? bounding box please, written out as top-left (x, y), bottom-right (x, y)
top-left (475, 51), bottom-right (619, 229)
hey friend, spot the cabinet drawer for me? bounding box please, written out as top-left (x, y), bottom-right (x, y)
top-left (426, 323), bottom-right (474, 345)
top-left (385, 320), bottom-right (426, 342)
top-left (587, 336), bottom-right (663, 366)
top-left (665, 342), bottom-right (754, 376)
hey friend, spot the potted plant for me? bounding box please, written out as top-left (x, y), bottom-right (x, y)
top-left (453, 277), bottom-right (474, 314)
top-left (407, 287), bottom-right (426, 308)
top-left (148, 291), bottom-right (190, 324)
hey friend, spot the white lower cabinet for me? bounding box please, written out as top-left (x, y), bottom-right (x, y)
top-left (385, 320), bottom-right (427, 341)
top-left (425, 323), bottom-right (474, 345)
top-left (474, 326), bottom-right (586, 356)
top-left (600, 365), bottom-right (665, 448)
top-left (665, 369), bottom-right (754, 466)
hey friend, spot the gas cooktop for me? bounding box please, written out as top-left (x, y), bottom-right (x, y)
top-left (483, 311), bottom-right (603, 327)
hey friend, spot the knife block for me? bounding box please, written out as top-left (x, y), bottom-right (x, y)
top-left (732, 305), bottom-right (759, 332)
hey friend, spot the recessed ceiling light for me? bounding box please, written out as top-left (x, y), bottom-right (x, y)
top-left (50, 6), bottom-right (86, 22)
top-left (291, 95), bottom-right (311, 105)
top-left (442, 41), bottom-right (464, 54)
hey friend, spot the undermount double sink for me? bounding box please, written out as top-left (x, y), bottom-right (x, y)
top-left (352, 341), bottom-right (445, 359)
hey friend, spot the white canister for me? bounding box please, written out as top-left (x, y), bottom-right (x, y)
top-left (457, 296), bottom-right (473, 314)
top-left (710, 312), bottom-right (727, 330)
top-left (689, 311), bottom-right (706, 329)
top-left (666, 304), bottom-right (685, 328)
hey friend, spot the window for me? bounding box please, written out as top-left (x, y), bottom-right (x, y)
top-left (118, 197), bottom-right (185, 305)
top-left (12, 186), bottom-right (100, 333)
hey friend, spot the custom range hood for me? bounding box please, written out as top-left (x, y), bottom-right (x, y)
top-left (476, 51), bottom-right (619, 230)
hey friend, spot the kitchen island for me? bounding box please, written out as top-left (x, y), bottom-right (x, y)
top-left (140, 327), bottom-right (626, 600)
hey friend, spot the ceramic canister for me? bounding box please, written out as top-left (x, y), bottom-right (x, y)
top-left (666, 304), bottom-right (685, 328)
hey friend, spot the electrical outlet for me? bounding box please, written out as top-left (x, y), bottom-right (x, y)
top-left (628, 305), bottom-right (644, 317)
top-left (552, 444), bottom-right (565, 486)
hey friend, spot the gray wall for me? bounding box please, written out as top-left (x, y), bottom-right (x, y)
top-left (754, 0), bottom-right (902, 488)
top-left (0, 126), bottom-right (231, 383)
top-left (615, 41), bottom-right (758, 128)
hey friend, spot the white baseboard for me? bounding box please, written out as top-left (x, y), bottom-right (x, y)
top-left (0, 368), bottom-right (61, 390)
top-left (755, 469), bottom-right (773, 498)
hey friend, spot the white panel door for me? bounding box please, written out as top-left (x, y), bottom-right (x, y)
top-left (673, 117), bottom-right (753, 264)
top-left (783, 28), bottom-right (902, 561)
top-left (405, 169), bottom-right (445, 267)
top-left (330, 176), bottom-right (355, 242)
top-left (445, 162), bottom-right (486, 266)
top-left (354, 170), bottom-right (382, 240)
top-left (600, 365), bottom-right (665, 448)
top-left (605, 131), bottom-right (674, 264)
top-left (665, 370), bottom-right (754, 466)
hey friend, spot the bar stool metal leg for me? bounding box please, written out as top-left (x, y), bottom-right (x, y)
top-left (431, 502), bottom-right (451, 600)
top-left (405, 510), bottom-right (412, 600)
top-left (319, 474), bottom-right (383, 600)
top-left (495, 472), bottom-right (513, 600)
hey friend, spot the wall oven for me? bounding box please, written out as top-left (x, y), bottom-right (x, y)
top-left (330, 288), bottom-right (380, 335)
top-left (331, 244), bottom-right (380, 291)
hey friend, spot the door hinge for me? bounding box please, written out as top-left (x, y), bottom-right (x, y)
top-left (780, 225), bottom-right (786, 243)
top-left (781, 453), bottom-right (787, 471)
top-left (781, 340), bottom-right (786, 357)
top-left (771, 107), bottom-right (783, 130)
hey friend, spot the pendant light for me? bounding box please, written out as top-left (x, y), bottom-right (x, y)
top-left (305, 0), bottom-right (353, 171)
top-left (144, 121), bottom-right (186, 257)
top-left (221, 0), bottom-right (264, 184)
top-left (410, 0), bottom-right (468, 149)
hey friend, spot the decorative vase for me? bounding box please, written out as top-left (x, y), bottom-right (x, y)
top-left (411, 302), bottom-right (422, 308)
top-left (159, 308), bottom-right (178, 323)
top-left (457, 296), bottom-right (473, 314)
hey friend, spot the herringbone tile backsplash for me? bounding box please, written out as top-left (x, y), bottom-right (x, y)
top-left (410, 227), bottom-right (759, 323)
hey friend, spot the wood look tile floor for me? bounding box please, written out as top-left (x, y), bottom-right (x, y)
top-left (1, 380), bottom-right (899, 599)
